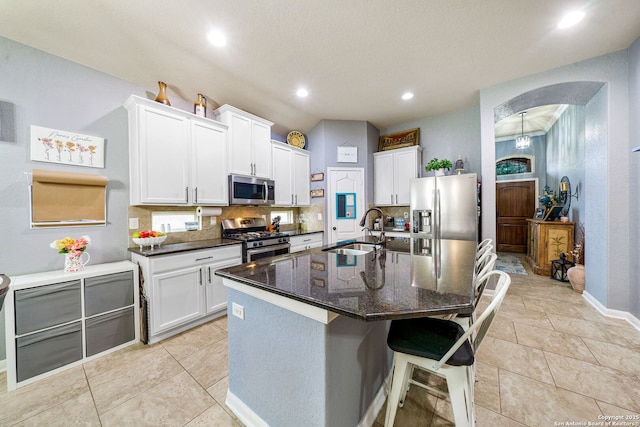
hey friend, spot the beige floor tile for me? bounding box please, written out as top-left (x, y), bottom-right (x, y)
top-left (83, 341), bottom-right (163, 379)
top-left (13, 390), bottom-right (100, 427)
top-left (0, 365), bottom-right (88, 426)
top-left (162, 320), bottom-right (227, 361)
top-left (582, 337), bottom-right (640, 377)
top-left (494, 304), bottom-right (554, 330)
top-left (596, 401), bottom-right (640, 418)
top-left (88, 346), bottom-right (184, 415)
top-left (476, 336), bottom-right (555, 385)
top-left (513, 322), bottom-right (598, 363)
top-left (499, 369), bottom-right (601, 426)
top-left (207, 376), bottom-right (230, 404)
top-left (487, 316), bottom-right (518, 343)
top-left (474, 405), bottom-right (527, 427)
top-left (378, 385), bottom-right (438, 427)
top-left (545, 352), bottom-right (640, 413)
top-left (521, 295), bottom-right (588, 318)
top-left (212, 315), bottom-right (228, 331)
top-left (474, 362), bottom-right (501, 413)
top-left (99, 371), bottom-right (215, 427)
top-left (180, 338), bottom-right (229, 389)
top-left (501, 293), bottom-right (525, 310)
top-left (546, 313), bottom-right (632, 344)
top-left (184, 402), bottom-right (243, 427)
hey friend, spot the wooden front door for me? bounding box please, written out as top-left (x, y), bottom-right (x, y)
top-left (496, 180), bottom-right (536, 253)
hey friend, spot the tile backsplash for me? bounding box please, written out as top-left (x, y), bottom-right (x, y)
top-left (127, 204), bottom-right (324, 247)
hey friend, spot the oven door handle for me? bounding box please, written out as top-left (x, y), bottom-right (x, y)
top-left (246, 243), bottom-right (290, 256)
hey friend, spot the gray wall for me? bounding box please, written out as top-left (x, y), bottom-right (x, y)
top-left (383, 106), bottom-right (482, 178)
top-left (545, 105), bottom-right (586, 224)
top-left (0, 36), bottom-right (173, 362)
top-left (629, 37), bottom-right (640, 321)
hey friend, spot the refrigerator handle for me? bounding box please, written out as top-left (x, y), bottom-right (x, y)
top-left (435, 188), bottom-right (441, 239)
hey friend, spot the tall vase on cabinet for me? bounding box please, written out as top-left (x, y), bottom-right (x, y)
top-left (155, 81), bottom-right (171, 106)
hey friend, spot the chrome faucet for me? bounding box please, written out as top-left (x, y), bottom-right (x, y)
top-left (359, 207), bottom-right (386, 246)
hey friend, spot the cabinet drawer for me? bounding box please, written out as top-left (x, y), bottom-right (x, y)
top-left (86, 307), bottom-right (135, 357)
top-left (149, 246), bottom-right (242, 273)
top-left (85, 271), bottom-right (134, 316)
top-left (16, 321), bottom-right (83, 382)
top-left (15, 281), bottom-right (81, 335)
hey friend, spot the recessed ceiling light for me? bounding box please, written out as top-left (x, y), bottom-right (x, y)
top-left (402, 92), bottom-right (414, 100)
top-left (207, 30), bottom-right (227, 47)
top-left (558, 10), bottom-right (585, 29)
top-left (296, 88), bottom-right (308, 97)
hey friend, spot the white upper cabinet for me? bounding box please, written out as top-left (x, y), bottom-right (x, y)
top-left (373, 146), bottom-right (422, 206)
top-left (271, 141), bottom-right (310, 206)
top-left (124, 95), bottom-right (228, 205)
top-left (214, 104), bottom-right (273, 179)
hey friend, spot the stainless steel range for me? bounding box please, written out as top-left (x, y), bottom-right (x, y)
top-left (222, 217), bottom-right (290, 262)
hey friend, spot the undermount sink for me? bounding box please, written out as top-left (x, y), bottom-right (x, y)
top-left (324, 243), bottom-right (380, 255)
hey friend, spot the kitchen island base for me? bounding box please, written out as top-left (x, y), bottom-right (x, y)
top-left (223, 282), bottom-right (392, 427)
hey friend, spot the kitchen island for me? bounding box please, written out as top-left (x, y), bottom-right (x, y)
top-left (215, 237), bottom-right (477, 427)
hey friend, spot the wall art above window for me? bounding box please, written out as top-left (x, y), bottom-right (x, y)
top-left (30, 125), bottom-right (105, 168)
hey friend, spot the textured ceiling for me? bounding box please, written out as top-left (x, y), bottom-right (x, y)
top-left (1, 0), bottom-right (639, 136)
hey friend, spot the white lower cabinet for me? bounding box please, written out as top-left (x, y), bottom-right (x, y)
top-left (5, 261), bottom-right (139, 391)
top-left (131, 244), bottom-right (242, 344)
top-left (290, 232), bottom-right (323, 253)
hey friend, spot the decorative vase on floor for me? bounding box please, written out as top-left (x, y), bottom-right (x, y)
top-left (155, 81), bottom-right (171, 106)
top-left (64, 251), bottom-right (90, 273)
top-left (567, 264), bottom-right (585, 294)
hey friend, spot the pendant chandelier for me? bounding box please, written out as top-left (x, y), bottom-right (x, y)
top-left (515, 111), bottom-right (530, 149)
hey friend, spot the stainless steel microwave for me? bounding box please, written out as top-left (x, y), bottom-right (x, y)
top-left (229, 175), bottom-right (275, 205)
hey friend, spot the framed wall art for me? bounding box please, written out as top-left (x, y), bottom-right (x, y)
top-left (310, 189), bottom-right (325, 198)
top-left (30, 125), bottom-right (105, 168)
top-left (378, 128), bottom-right (420, 152)
top-left (310, 172), bottom-right (324, 181)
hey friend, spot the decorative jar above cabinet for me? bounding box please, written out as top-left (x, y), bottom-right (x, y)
top-left (124, 95), bottom-right (228, 206)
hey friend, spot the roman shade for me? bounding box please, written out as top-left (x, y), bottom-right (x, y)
top-left (30, 169), bottom-right (108, 227)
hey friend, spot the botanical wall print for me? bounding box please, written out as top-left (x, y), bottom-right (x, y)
top-left (30, 125), bottom-right (105, 168)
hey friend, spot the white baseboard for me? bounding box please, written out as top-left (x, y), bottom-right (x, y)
top-left (225, 390), bottom-right (269, 427)
top-left (225, 374), bottom-right (392, 427)
top-left (358, 372), bottom-right (391, 427)
top-left (582, 291), bottom-right (640, 331)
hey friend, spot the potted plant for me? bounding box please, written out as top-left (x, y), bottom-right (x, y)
top-left (567, 223), bottom-right (585, 293)
top-left (425, 158), bottom-right (453, 176)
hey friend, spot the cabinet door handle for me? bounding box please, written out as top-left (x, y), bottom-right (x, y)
top-left (390, 194), bottom-right (393, 204)
top-left (291, 194), bottom-right (294, 205)
top-left (208, 266), bottom-right (212, 283)
top-left (195, 256), bottom-right (214, 261)
top-left (295, 194), bottom-right (298, 205)
top-left (395, 194), bottom-right (398, 204)
top-left (199, 269), bottom-right (203, 285)
top-left (194, 187), bottom-right (198, 203)
top-left (185, 187), bottom-right (189, 203)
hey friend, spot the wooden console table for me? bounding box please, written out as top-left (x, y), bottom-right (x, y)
top-left (526, 219), bottom-right (575, 276)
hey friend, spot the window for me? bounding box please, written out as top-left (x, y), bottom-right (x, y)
top-left (152, 211), bottom-right (198, 233)
top-left (271, 210), bottom-right (294, 225)
top-left (496, 155), bottom-right (535, 176)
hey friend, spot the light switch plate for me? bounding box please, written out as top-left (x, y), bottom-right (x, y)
top-left (210, 217), bottom-right (217, 225)
top-left (129, 218), bottom-right (139, 229)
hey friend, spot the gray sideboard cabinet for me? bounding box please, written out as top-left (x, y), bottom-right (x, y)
top-left (4, 261), bottom-right (139, 391)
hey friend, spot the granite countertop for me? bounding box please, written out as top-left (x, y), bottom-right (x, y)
top-left (215, 236), bottom-right (478, 322)
top-left (127, 238), bottom-right (241, 257)
top-left (281, 230), bottom-right (324, 237)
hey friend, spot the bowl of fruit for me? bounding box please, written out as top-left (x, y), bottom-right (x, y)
top-left (132, 230), bottom-right (167, 250)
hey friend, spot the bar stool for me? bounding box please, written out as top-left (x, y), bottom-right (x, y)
top-left (384, 270), bottom-right (511, 427)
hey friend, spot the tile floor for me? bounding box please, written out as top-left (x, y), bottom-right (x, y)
top-left (1, 253), bottom-right (639, 426)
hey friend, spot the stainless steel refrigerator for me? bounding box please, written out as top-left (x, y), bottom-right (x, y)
top-left (410, 173), bottom-right (478, 241)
